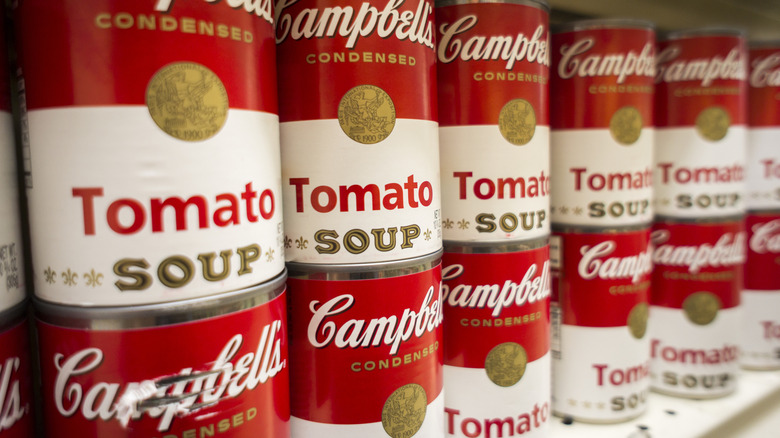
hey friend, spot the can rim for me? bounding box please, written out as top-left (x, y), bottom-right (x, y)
top-left (551, 223), bottom-right (652, 234)
top-left (436, 0), bottom-right (549, 12)
top-left (34, 270), bottom-right (287, 330)
top-left (0, 300), bottom-right (27, 332)
top-left (443, 237), bottom-right (548, 254)
top-left (749, 40), bottom-right (780, 50)
top-left (553, 18), bottom-right (655, 34)
top-left (652, 214), bottom-right (746, 225)
top-left (660, 27), bottom-right (747, 41)
top-left (287, 250), bottom-right (442, 280)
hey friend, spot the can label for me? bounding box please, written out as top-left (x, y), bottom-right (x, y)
top-left (287, 265), bottom-right (443, 437)
top-left (277, 0), bottom-right (442, 264)
top-left (436, 1), bottom-right (550, 242)
top-left (649, 219), bottom-right (744, 397)
top-left (37, 291), bottom-right (289, 437)
top-left (0, 317), bottom-right (34, 438)
top-left (748, 46), bottom-right (780, 210)
top-left (16, 0), bottom-right (284, 306)
top-left (741, 212), bottom-right (780, 369)
top-left (442, 247), bottom-right (551, 437)
top-left (550, 26), bottom-right (655, 227)
top-left (655, 34), bottom-right (748, 218)
top-left (550, 227), bottom-right (652, 421)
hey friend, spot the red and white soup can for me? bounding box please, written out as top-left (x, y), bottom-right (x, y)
top-left (649, 217), bottom-right (745, 398)
top-left (655, 29), bottom-right (748, 219)
top-left (741, 211), bottom-right (780, 370)
top-left (550, 225), bottom-right (652, 423)
top-left (436, 0), bottom-right (550, 243)
top-left (747, 43), bottom-right (780, 211)
top-left (15, 0), bottom-right (285, 306)
top-left (442, 239), bottom-right (551, 437)
top-left (0, 301), bottom-right (35, 438)
top-left (35, 272), bottom-right (289, 437)
top-left (550, 20), bottom-right (655, 228)
top-left (286, 252), bottom-right (443, 438)
top-left (276, 0), bottom-right (442, 264)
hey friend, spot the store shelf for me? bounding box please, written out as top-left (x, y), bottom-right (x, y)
top-left (551, 369), bottom-right (780, 438)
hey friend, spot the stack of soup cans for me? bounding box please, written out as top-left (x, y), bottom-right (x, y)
top-left (436, 1), bottom-right (552, 436)
top-left (15, 1), bottom-right (290, 436)
top-left (651, 29), bottom-right (748, 399)
top-left (741, 42), bottom-right (780, 371)
top-left (549, 20), bottom-right (655, 423)
top-left (275, 0), bottom-right (445, 436)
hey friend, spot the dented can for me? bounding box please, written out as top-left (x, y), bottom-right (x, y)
top-left (550, 225), bottom-right (652, 423)
top-left (34, 272), bottom-right (289, 437)
top-left (747, 42), bottom-right (780, 211)
top-left (654, 29), bottom-right (748, 219)
top-left (286, 252), bottom-right (443, 437)
top-left (550, 20), bottom-right (655, 228)
top-left (0, 301), bottom-right (35, 438)
top-left (442, 239), bottom-right (551, 437)
top-left (276, 0), bottom-right (442, 264)
top-left (436, 0), bottom-right (550, 243)
top-left (15, 0), bottom-right (284, 306)
top-left (649, 217), bottom-right (745, 398)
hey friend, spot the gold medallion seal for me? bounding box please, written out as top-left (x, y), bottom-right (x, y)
top-left (381, 384), bottom-right (427, 438)
top-left (498, 99), bottom-right (536, 146)
top-left (683, 292), bottom-right (721, 325)
top-left (485, 342), bottom-right (527, 387)
top-left (696, 107), bottom-right (730, 142)
top-left (338, 84), bottom-right (396, 144)
top-left (146, 62), bottom-right (228, 142)
top-left (627, 302), bottom-right (649, 339)
top-left (610, 106), bottom-right (643, 145)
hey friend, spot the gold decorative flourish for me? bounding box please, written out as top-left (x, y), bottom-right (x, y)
top-left (424, 229), bottom-right (432, 241)
top-left (296, 237), bottom-right (308, 249)
top-left (265, 248), bottom-right (275, 262)
top-left (83, 269), bottom-right (103, 287)
top-left (458, 219), bottom-right (470, 230)
top-left (44, 267), bottom-right (56, 284)
top-left (62, 269), bottom-right (78, 286)
top-left (284, 235), bottom-right (293, 249)
top-left (573, 206), bottom-right (583, 215)
top-left (443, 219), bottom-right (454, 229)
top-left (559, 206), bottom-right (569, 214)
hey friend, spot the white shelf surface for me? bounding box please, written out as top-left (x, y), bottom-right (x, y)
top-left (551, 369), bottom-right (780, 438)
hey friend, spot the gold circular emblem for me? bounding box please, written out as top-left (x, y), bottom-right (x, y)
top-left (683, 292), bottom-right (722, 325)
top-left (381, 384), bottom-right (427, 438)
top-left (485, 342), bottom-right (527, 387)
top-left (338, 84), bottom-right (396, 144)
top-left (610, 106), bottom-right (643, 145)
top-left (627, 302), bottom-right (649, 339)
top-left (498, 99), bottom-right (536, 146)
top-left (696, 107), bottom-right (730, 142)
top-left (146, 62), bottom-right (228, 142)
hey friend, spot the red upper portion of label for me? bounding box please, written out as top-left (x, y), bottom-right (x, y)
top-left (36, 292), bottom-right (289, 437)
top-left (15, 0), bottom-right (278, 112)
top-left (287, 264), bottom-right (443, 424)
top-left (551, 27), bottom-right (655, 129)
top-left (275, 0), bottom-right (437, 122)
top-left (553, 228), bottom-right (651, 327)
top-left (745, 213), bottom-right (780, 290)
top-left (435, 2), bottom-right (549, 126)
top-left (749, 46), bottom-right (780, 127)
top-left (442, 248), bottom-right (550, 368)
top-left (651, 220), bottom-right (745, 309)
top-left (0, 319), bottom-right (35, 438)
top-left (655, 35), bottom-right (748, 127)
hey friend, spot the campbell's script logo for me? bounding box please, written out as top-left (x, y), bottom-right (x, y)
top-left (441, 261), bottom-right (550, 317)
top-left (651, 230), bottom-right (746, 273)
top-left (275, 0), bottom-right (434, 49)
top-left (0, 356), bottom-right (27, 432)
top-left (154, 0), bottom-right (273, 23)
top-left (53, 321), bottom-right (285, 432)
top-left (655, 46), bottom-right (746, 86)
top-left (437, 15), bottom-right (549, 69)
top-left (557, 39), bottom-right (654, 83)
top-left (578, 241), bottom-right (653, 284)
top-left (750, 219), bottom-right (780, 254)
top-left (750, 53), bottom-right (780, 88)
top-left (307, 284), bottom-right (442, 355)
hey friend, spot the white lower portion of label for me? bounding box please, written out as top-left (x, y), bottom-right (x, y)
top-left (26, 107), bottom-right (285, 306)
top-left (290, 391), bottom-right (444, 438)
top-left (552, 325), bottom-right (650, 423)
top-left (654, 126), bottom-right (746, 218)
top-left (550, 129), bottom-right (654, 227)
top-left (0, 112), bottom-right (26, 312)
top-left (746, 128), bottom-right (780, 210)
top-left (281, 118), bottom-right (442, 264)
top-left (439, 125), bottom-right (550, 242)
top-left (444, 354), bottom-right (551, 437)
top-left (740, 290), bottom-right (780, 370)
top-left (648, 306), bottom-right (741, 398)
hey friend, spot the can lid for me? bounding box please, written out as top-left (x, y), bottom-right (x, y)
top-left (287, 249), bottom-right (442, 281)
top-left (34, 270), bottom-right (287, 330)
top-left (660, 26), bottom-right (747, 42)
top-left (435, 0), bottom-right (549, 13)
top-left (553, 18), bottom-right (654, 34)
